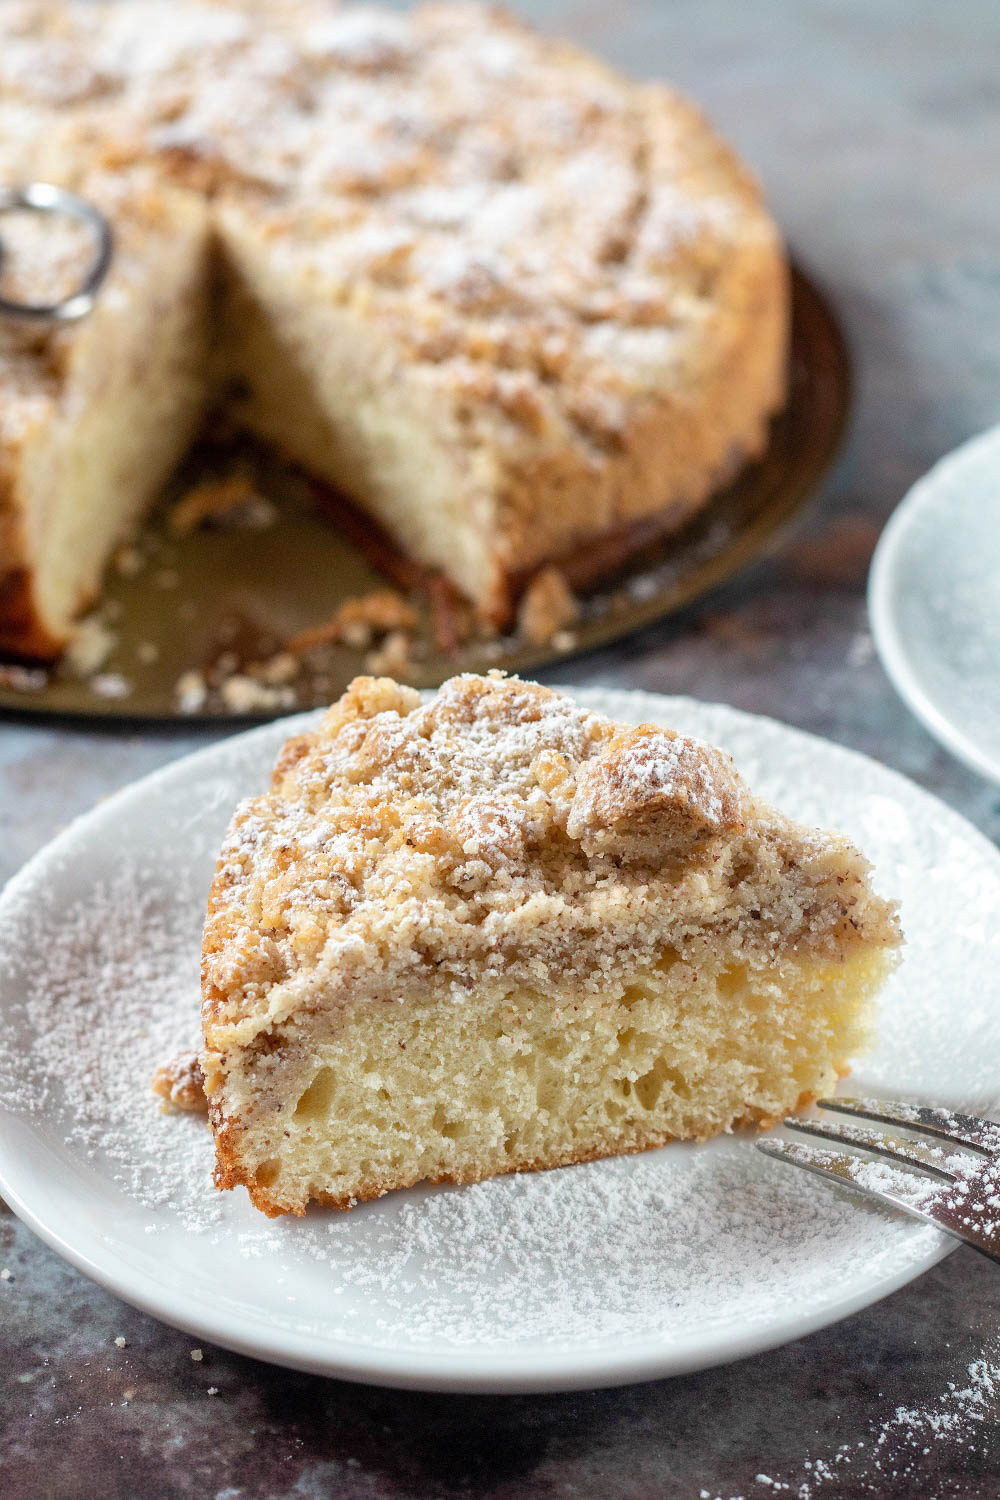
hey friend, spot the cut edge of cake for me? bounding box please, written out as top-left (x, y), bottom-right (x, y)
top-left (0, 177), bottom-right (214, 657)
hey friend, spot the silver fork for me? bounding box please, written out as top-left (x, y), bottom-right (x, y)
top-left (756, 1097), bottom-right (1000, 1263)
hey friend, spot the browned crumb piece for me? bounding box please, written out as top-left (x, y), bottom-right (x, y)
top-left (286, 589), bottom-right (419, 655)
top-left (365, 628), bottom-right (413, 677)
top-left (517, 567), bottom-right (580, 646)
top-left (152, 1050), bottom-right (207, 1112)
top-left (428, 574), bottom-right (477, 655)
top-left (167, 473), bottom-right (273, 538)
top-left (218, 674), bottom-right (295, 714)
top-left (174, 653), bottom-right (301, 715)
top-left (250, 651), bottom-right (298, 687)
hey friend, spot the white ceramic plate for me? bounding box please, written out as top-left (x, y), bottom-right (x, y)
top-left (869, 424), bottom-right (1000, 785)
top-left (2, 690), bottom-right (999, 1394)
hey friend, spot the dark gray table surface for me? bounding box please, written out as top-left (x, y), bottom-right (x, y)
top-left (3, 3), bottom-right (1000, 1496)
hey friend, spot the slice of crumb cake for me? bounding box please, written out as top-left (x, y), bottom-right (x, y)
top-left (197, 674), bottom-right (900, 1216)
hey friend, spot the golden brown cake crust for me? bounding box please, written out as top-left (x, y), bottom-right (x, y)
top-left (0, 563), bottom-right (62, 659)
top-left (0, 0), bottom-right (788, 654)
top-left (210, 1092), bottom-right (818, 1218)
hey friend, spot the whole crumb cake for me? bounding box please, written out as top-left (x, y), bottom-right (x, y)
top-left (0, 0), bottom-right (788, 659)
top-left (182, 673), bottom-right (901, 1216)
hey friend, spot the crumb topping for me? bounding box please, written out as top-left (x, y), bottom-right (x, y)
top-left (201, 673), bottom-right (898, 1048)
top-left (151, 1048), bottom-right (207, 1111)
top-left (516, 566), bottom-right (579, 646)
top-left (166, 472), bottom-right (274, 537)
top-left (0, 0), bottom-right (780, 454)
top-left (567, 724), bottom-right (747, 859)
top-left (286, 589), bottom-right (418, 654)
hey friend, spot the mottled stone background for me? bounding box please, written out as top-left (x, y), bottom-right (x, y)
top-left (3, 2), bottom-right (1000, 1496)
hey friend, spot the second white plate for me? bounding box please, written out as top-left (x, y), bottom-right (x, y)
top-left (1, 689), bottom-right (999, 1392)
top-left (870, 424), bottom-right (1000, 784)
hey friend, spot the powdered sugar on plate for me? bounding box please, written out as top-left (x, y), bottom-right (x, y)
top-left (1, 690), bottom-right (999, 1387)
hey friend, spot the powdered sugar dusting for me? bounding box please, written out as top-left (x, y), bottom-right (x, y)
top-left (1, 691), bottom-right (998, 1371)
top-left (755, 1344), bottom-right (1000, 1495)
top-left (0, 863), bottom-right (219, 1222)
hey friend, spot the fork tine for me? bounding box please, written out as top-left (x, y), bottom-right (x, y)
top-left (783, 1116), bottom-right (960, 1180)
top-left (816, 1097), bottom-right (999, 1155)
top-left (755, 1137), bottom-right (934, 1209)
top-left (756, 1138), bottom-right (1000, 1264)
